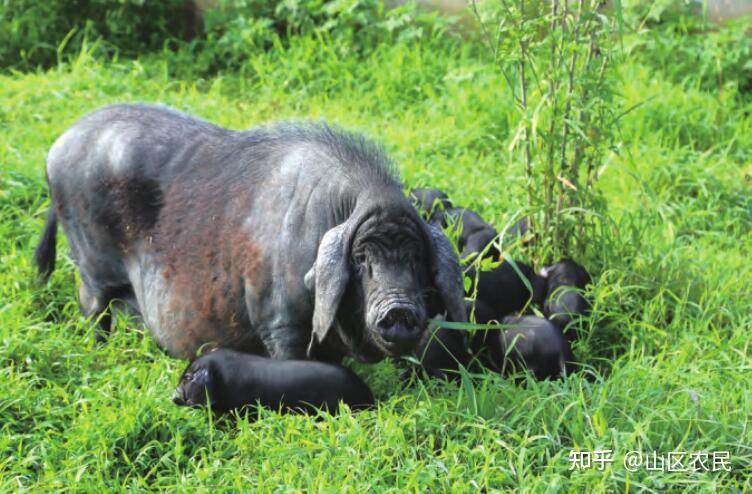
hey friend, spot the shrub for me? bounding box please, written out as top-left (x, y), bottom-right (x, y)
top-left (620, 0), bottom-right (752, 94)
top-left (629, 16), bottom-right (752, 94)
top-left (184, 0), bottom-right (456, 74)
top-left (1, 0), bottom-right (456, 75)
top-left (0, 0), bottom-right (199, 71)
top-left (472, 0), bottom-right (621, 262)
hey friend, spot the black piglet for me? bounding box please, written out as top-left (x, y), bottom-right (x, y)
top-left (540, 259), bottom-right (592, 341)
top-left (173, 349), bottom-right (375, 415)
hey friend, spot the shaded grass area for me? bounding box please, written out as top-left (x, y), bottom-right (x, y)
top-left (1, 31), bottom-right (751, 491)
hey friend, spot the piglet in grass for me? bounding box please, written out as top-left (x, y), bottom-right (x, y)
top-left (173, 349), bottom-right (374, 415)
top-left (408, 188), bottom-right (499, 260)
top-left (475, 316), bottom-right (576, 380)
top-left (468, 261), bottom-right (547, 320)
top-left (408, 187), bottom-right (452, 216)
top-left (407, 314), bottom-right (470, 381)
top-left (540, 259), bottom-right (592, 341)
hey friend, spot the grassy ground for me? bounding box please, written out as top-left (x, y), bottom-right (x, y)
top-left (1, 25), bottom-right (751, 492)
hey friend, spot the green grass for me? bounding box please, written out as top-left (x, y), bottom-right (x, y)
top-left (1, 27), bottom-right (751, 492)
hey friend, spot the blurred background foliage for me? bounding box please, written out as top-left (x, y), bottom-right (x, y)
top-left (0, 0), bottom-right (196, 69)
top-left (0, 0), bottom-right (453, 72)
top-left (2, 0), bottom-right (750, 95)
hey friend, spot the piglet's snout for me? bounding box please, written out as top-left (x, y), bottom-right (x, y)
top-left (377, 307), bottom-right (421, 349)
top-left (172, 391), bottom-right (186, 406)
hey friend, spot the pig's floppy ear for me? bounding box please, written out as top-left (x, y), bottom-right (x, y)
top-left (305, 221), bottom-right (353, 358)
top-left (425, 224), bottom-right (467, 324)
top-left (187, 366), bottom-right (217, 408)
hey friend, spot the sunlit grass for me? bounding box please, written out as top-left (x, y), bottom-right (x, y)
top-left (1, 28), bottom-right (751, 491)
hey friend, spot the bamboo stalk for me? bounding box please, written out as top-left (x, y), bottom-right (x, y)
top-left (518, 0), bottom-right (534, 221)
top-left (544, 0), bottom-right (560, 242)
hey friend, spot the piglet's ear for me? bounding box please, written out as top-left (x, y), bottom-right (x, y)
top-left (192, 367), bottom-right (212, 387)
top-left (424, 224), bottom-right (467, 324)
top-left (306, 221), bottom-right (352, 358)
top-left (188, 366), bottom-right (217, 408)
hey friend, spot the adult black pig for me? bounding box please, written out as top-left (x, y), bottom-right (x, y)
top-left (35, 104), bottom-right (466, 362)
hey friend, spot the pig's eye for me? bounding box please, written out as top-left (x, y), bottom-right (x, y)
top-left (353, 253), bottom-right (366, 266)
